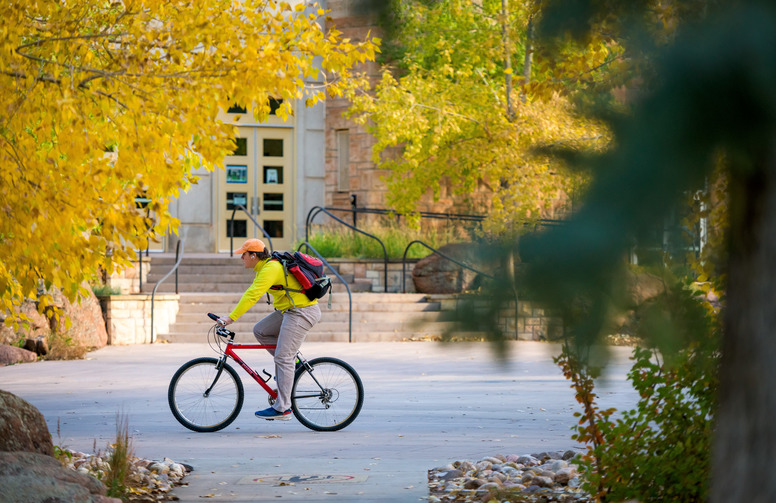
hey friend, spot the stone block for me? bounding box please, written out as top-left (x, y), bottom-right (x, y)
top-left (109, 319), bottom-right (136, 345)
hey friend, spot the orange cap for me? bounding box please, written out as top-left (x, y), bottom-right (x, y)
top-left (235, 238), bottom-right (266, 254)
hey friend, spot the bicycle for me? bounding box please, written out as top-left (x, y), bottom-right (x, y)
top-left (168, 313), bottom-right (364, 432)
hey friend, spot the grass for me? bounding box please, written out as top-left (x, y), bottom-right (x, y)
top-left (299, 221), bottom-right (475, 260)
top-left (105, 412), bottom-right (134, 499)
top-left (54, 412), bottom-right (137, 501)
top-left (91, 284), bottom-right (122, 297)
top-left (45, 330), bottom-right (90, 360)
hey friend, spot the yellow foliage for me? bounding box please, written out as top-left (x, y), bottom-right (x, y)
top-left (346, 0), bottom-right (613, 236)
top-left (0, 0), bottom-right (377, 325)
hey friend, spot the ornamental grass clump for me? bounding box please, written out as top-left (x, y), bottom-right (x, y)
top-left (303, 219), bottom-right (474, 259)
top-left (105, 412), bottom-right (134, 499)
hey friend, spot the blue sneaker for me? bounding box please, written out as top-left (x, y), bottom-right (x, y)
top-left (255, 407), bottom-right (291, 421)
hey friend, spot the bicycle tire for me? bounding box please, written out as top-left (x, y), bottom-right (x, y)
top-left (168, 357), bottom-right (244, 432)
top-left (291, 357), bottom-right (364, 432)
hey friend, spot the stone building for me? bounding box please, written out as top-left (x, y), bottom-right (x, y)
top-left (162, 0), bottom-right (484, 256)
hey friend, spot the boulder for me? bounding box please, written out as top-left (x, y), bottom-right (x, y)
top-left (0, 451), bottom-right (120, 503)
top-left (0, 390), bottom-right (54, 456)
top-left (0, 304), bottom-right (49, 346)
top-left (412, 243), bottom-right (488, 294)
top-left (0, 346), bottom-right (37, 366)
top-left (0, 284), bottom-right (108, 356)
top-left (49, 286), bottom-right (108, 349)
top-left (626, 270), bottom-right (666, 306)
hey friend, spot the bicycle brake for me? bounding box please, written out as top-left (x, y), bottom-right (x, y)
top-left (216, 327), bottom-right (234, 338)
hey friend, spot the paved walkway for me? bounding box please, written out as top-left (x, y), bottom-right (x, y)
top-left (0, 341), bottom-right (637, 502)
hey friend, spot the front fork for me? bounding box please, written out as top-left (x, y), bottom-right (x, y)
top-left (204, 355), bottom-right (230, 397)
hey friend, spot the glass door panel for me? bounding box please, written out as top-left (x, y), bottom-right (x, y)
top-left (217, 127), bottom-right (293, 252)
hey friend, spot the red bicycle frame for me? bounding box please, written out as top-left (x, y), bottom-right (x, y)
top-left (223, 343), bottom-right (278, 400)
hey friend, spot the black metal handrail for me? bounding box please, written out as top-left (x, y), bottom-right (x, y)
top-left (296, 241), bottom-right (354, 343)
top-left (401, 240), bottom-right (495, 293)
top-left (305, 206), bottom-right (388, 293)
top-left (150, 239), bottom-right (184, 343)
top-left (326, 202), bottom-right (487, 228)
top-left (229, 204), bottom-right (274, 255)
top-left (402, 240), bottom-right (521, 339)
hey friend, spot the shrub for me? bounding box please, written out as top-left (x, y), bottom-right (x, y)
top-left (301, 220), bottom-right (472, 259)
top-left (557, 282), bottom-right (719, 502)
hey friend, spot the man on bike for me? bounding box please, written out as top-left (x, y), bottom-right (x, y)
top-left (218, 238), bottom-right (321, 420)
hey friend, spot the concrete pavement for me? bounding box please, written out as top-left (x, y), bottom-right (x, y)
top-left (0, 341), bottom-right (638, 501)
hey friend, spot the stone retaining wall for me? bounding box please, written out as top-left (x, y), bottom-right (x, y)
top-left (437, 296), bottom-right (564, 341)
top-left (99, 294), bottom-right (179, 345)
top-left (105, 256), bottom-right (150, 295)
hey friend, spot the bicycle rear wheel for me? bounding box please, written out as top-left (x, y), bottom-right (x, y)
top-left (291, 357), bottom-right (364, 431)
top-left (168, 357), bottom-right (244, 432)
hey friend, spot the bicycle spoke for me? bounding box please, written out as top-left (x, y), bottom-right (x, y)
top-left (169, 358), bottom-right (244, 432)
top-left (291, 357), bottom-right (364, 431)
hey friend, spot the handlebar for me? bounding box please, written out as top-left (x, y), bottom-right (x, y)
top-left (207, 313), bottom-right (235, 338)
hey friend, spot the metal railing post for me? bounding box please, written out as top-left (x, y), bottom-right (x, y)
top-left (151, 240), bottom-right (184, 343)
top-left (305, 206), bottom-right (389, 292)
top-left (297, 241), bottom-right (353, 343)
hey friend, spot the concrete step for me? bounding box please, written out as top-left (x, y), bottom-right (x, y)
top-left (159, 330), bottom-right (469, 343)
top-left (171, 308), bottom-right (449, 327)
top-left (164, 292), bottom-right (437, 305)
top-left (154, 291), bottom-right (478, 343)
top-left (169, 294), bottom-right (443, 314)
top-left (144, 280), bottom-right (375, 294)
top-left (160, 322), bottom-right (479, 343)
top-left (141, 254), bottom-right (481, 343)
top-left (162, 313), bottom-right (452, 335)
top-left (142, 254), bottom-right (374, 294)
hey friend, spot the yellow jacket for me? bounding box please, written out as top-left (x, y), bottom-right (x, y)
top-left (229, 258), bottom-right (317, 320)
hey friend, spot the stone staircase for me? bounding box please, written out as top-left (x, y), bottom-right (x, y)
top-left (142, 254), bottom-right (485, 343)
top-left (141, 254), bottom-right (372, 294)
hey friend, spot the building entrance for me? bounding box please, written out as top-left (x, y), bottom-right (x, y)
top-left (217, 126), bottom-right (293, 253)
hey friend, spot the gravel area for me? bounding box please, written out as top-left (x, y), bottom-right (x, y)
top-left (428, 450), bottom-right (591, 503)
top-left (62, 449), bottom-right (190, 502)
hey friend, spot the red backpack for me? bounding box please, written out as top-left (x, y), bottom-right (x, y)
top-left (269, 251), bottom-right (332, 303)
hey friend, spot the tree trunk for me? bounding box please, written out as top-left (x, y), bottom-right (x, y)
top-left (712, 144), bottom-right (776, 502)
top-left (501, 0), bottom-right (515, 122)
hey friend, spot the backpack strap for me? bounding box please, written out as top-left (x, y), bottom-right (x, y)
top-left (269, 254), bottom-right (303, 308)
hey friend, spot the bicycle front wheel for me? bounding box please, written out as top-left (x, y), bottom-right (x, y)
top-left (291, 357), bottom-right (364, 432)
top-left (168, 357), bottom-right (244, 432)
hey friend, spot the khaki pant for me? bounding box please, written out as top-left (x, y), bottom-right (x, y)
top-left (253, 304), bottom-right (321, 412)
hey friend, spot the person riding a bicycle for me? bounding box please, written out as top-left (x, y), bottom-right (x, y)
top-left (219, 238), bottom-right (321, 420)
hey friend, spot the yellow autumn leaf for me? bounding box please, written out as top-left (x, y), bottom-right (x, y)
top-left (0, 0), bottom-right (378, 324)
